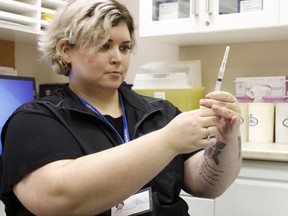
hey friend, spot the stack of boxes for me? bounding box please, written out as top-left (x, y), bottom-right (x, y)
top-left (235, 76), bottom-right (288, 144)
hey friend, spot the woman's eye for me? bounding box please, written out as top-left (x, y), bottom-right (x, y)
top-left (120, 45), bottom-right (131, 52)
top-left (99, 43), bottom-right (131, 53)
top-left (101, 43), bottom-right (109, 50)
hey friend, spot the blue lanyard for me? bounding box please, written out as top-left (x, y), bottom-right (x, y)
top-left (79, 93), bottom-right (130, 144)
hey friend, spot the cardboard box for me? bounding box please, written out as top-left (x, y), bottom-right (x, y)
top-left (235, 76), bottom-right (288, 97)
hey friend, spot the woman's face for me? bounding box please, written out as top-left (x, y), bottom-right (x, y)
top-left (64, 21), bottom-right (132, 93)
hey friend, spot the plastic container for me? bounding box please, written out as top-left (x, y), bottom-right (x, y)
top-left (133, 61), bottom-right (204, 111)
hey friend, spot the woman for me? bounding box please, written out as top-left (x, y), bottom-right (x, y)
top-left (0, 0), bottom-right (242, 215)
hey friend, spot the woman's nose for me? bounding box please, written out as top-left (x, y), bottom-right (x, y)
top-left (109, 48), bottom-right (122, 64)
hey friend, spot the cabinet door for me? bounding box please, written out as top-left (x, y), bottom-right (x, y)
top-left (234, 178), bottom-right (288, 216)
top-left (280, 0), bottom-right (288, 26)
top-left (207, 0), bottom-right (279, 31)
top-left (139, 0), bottom-right (205, 37)
top-left (233, 160), bottom-right (288, 216)
top-left (214, 182), bottom-right (235, 216)
top-left (181, 195), bottom-right (215, 216)
top-left (139, 0), bottom-right (281, 45)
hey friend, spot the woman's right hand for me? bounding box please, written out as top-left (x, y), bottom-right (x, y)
top-left (161, 108), bottom-right (220, 155)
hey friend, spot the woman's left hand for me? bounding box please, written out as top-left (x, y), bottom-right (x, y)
top-left (199, 91), bottom-right (241, 139)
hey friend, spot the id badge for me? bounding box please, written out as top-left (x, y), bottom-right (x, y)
top-left (111, 187), bottom-right (153, 216)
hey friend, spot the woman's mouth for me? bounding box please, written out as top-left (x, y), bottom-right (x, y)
top-left (109, 71), bottom-right (122, 78)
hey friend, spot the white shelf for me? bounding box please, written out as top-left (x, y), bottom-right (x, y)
top-left (41, 7), bottom-right (56, 14)
top-left (0, 25), bottom-right (37, 45)
top-left (140, 27), bottom-right (288, 46)
top-left (0, 11), bottom-right (37, 26)
top-left (41, 0), bottom-right (65, 10)
top-left (0, 0), bottom-right (38, 13)
top-left (0, 20), bottom-right (35, 33)
top-left (40, 20), bottom-right (50, 29)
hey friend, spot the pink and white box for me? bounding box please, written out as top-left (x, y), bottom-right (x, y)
top-left (235, 76), bottom-right (288, 97)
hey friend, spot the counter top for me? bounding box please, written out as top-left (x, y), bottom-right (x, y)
top-left (242, 142), bottom-right (288, 162)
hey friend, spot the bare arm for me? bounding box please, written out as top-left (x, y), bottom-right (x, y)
top-left (184, 91), bottom-right (242, 198)
top-left (14, 130), bottom-right (176, 215)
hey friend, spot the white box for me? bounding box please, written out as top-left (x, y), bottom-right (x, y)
top-left (275, 103), bottom-right (288, 144)
top-left (133, 60), bottom-right (202, 89)
top-left (235, 76), bottom-right (288, 97)
top-left (157, 0), bottom-right (190, 21)
top-left (240, 0), bottom-right (262, 13)
top-left (249, 102), bottom-right (274, 143)
top-left (158, 2), bottom-right (178, 21)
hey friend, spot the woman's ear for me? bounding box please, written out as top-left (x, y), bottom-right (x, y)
top-left (61, 43), bottom-right (73, 63)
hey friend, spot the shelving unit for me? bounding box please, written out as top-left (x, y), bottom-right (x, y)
top-left (0, 1), bottom-right (38, 14)
top-left (0, 0), bottom-right (65, 45)
top-left (40, 0), bottom-right (66, 31)
top-left (139, 0), bottom-right (288, 46)
top-left (0, 0), bottom-right (39, 32)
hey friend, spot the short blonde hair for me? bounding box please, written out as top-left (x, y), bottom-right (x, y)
top-left (39, 0), bottom-right (136, 75)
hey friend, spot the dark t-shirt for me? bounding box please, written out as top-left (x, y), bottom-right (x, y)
top-left (1, 85), bottom-right (195, 215)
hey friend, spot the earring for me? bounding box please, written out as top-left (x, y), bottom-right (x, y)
top-left (52, 59), bottom-right (70, 76)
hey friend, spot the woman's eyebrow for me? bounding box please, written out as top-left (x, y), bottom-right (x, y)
top-left (122, 41), bottom-right (132, 45)
top-left (107, 39), bottom-right (131, 44)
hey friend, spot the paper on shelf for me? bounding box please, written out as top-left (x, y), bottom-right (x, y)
top-left (0, 66), bottom-right (17, 76)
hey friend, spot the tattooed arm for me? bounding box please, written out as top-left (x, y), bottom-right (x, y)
top-left (183, 91), bottom-right (242, 198)
top-left (183, 138), bottom-right (242, 198)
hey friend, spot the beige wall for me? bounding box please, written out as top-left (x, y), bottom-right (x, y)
top-left (179, 40), bottom-right (288, 95)
top-left (15, 43), bottom-right (68, 92)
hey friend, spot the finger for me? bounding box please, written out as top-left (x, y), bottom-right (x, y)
top-left (201, 92), bottom-right (239, 112)
top-left (199, 106), bottom-right (217, 117)
top-left (200, 136), bottom-right (217, 149)
top-left (202, 126), bottom-right (218, 140)
top-left (200, 97), bottom-right (237, 111)
top-left (231, 114), bottom-right (241, 128)
top-left (209, 126), bottom-right (219, 138)
top-left (212, 104), bottom-right (239, 121)
top-left (206, 91), bottom-right (236, 102)
top-left (201, 116), bottom-right (220, 129)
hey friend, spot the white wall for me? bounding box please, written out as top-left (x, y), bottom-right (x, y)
top-left (179, 41), bottom-right (288, 94)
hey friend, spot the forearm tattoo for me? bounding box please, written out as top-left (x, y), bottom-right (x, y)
top-left (204, 141), bottom-right (226, 165)
top-left (199, 137), bottom-right (242, 186)
top-left (198, 141), bottom-right (226, 186)
top-left (238, 136), bottom-right (242, 160)
top-left (198, 157), bottom-right (224, 186)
